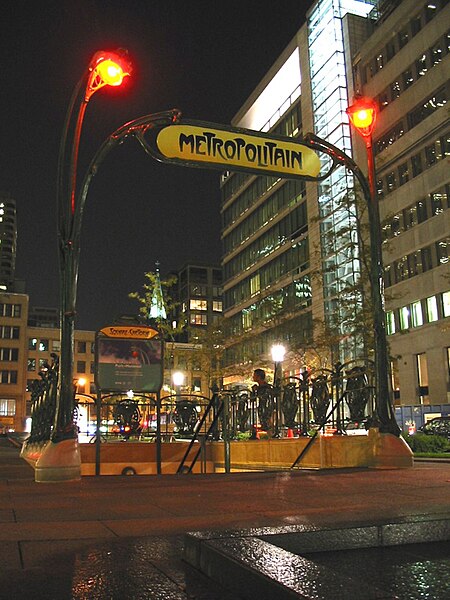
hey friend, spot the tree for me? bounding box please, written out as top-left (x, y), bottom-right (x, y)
top-left (129, 269), bottom-right (186, 374)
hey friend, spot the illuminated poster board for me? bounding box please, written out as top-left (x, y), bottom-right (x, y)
top-left (95, 329), bottom-right (163, 393)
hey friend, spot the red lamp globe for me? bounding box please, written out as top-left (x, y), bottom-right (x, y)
top-left (346, 96), bottom-right (377, 138)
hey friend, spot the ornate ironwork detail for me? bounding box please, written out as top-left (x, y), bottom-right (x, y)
top-left (281, 382), bottom-right (298, 428)
top-left (173, 399), bottom-right (198, 435)
top-left (344, 366), bottom-right (371, 422)
top-left (28, 355), bottom-right (59, 444)
top-left (310, 375), bottom-right (330, 423)
top-left (235, 390), bottom-right (251, 432)
top-left (113, 400), bottom-right (141, 440)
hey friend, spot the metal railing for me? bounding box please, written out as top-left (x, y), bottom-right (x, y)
top-left (27, 358), bottom-right (377, 473)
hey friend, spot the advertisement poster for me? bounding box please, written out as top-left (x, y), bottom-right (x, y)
top-left (95, 337), bottom-right (163, 393)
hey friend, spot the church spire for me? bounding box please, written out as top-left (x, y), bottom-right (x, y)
top-left (149, 261), bottom-right (167, 321)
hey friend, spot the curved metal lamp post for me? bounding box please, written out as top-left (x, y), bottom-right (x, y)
top-left (303, 118), bottom-right (400, 435)
top-left (55, 49), bottom-right (132, 446)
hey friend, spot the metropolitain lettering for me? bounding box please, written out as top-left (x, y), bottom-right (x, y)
top-left (178, 131), bottom-right (303, 171)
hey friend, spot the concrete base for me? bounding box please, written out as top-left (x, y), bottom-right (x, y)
top-left (21, 438), bottom-right (81, 482)
top-left (22, 430), bottom-right (413, 478)
top-left (210, 429), bottom-right (413, 471)
top-left (369, 429), bottom-right (414, 468)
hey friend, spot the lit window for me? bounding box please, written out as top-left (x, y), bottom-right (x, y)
top-left (212, 300), bottom-right (222, 312)
top-left (426, 296), bottom-right (439, 322)
top-left (443, 291), bottom-right (450, 318)
top-left (436, 239), bottom-right (449, 264)
top-left (28, 338), bottom-right (37, 351)
top-left (190, 299), bottom-right (207, 311)
top-left (386, 311), bottom-right (396, 335)
top-left (250, 273), bottom-right (260, 296)
top-left (38, 339), bottom-right (49, 352)
top-left (411, 301), bottom-right (423, 327)
top-left (399, 306), bottom-right (410, 330)
top-left (190, 314), bottom-right (207, 326)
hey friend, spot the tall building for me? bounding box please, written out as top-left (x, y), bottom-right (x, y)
top-left (0, 192), bottom-right (17, 291)
top-left (352, 0), bottom-right (450, 405)
top-left (222, 0), bottom-right (449, 405)
top-left (173, 263), bottom-right (223, 342)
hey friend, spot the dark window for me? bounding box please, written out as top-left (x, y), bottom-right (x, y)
top-left (403, 206), bottom-right (417, 229)
top-left (430, 41), bottom-right (444, 66)
top-left (411, 153), bottom-right (423, 176)
top-left (417, 200), bottom-right (428, 223)
top-left (379, 90), bottom-right (389, 110)
top-left (398, 27), bottom-right (409, 49)
top-left (425, 143), bottom-right (438, 167)
top-left (410, 14), bottom-right (422, 36)
top-left (398, 163), bottom-right (409, 185)
top-left (77, 341), bottom-right (86, 353)
top-left (386, 39), bottom-right (396, 61)
top-left (425, 2), bottom-right (438, 22)
top-left (386, 172), bottom-right (396, 192)
top-left (421, 247), bottom-right (433, 271)
top-left (436, 238), bottom-right (450, 264)
top-left (430, 192), bottom-right (444, 215)
top-left (376, 53), bottom-right (384, 71)
top-left (402, 68), bottom-right (414, 90)
top-left (390, 80), bottom-right (401, 100)
top-left (408, 88), bottom-right (447, 129)
top-left (376, 178), bottom-right (384, 199)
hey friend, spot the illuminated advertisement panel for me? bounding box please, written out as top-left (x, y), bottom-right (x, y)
top-left (95, 336), bottom-right (163, 393)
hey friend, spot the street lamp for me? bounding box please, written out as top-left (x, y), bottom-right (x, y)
top-left (345, 95), bottom-right (400, 436)
top-left (271, 343), bottom-right (286, 437)
top-left (172, 371), bottom-right (185, 396)
top-left (346, 96), bottom-right (377, 197)
top-left (54, 50), bottom-right (131, 453)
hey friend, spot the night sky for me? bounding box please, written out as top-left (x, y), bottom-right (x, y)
top-left (1, 1), bottom-right (312, 331)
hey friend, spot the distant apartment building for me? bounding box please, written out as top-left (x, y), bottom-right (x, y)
top-left (173, 263), bottom-right (223, 342)
top-left (221, 0), bottom-right (449, 405)
top-left (0, 291), bottom-right (214, 431)
top-left (0, 192), bottom-right (17, 291)
top-left (0, 293), bottom-right (28, 431)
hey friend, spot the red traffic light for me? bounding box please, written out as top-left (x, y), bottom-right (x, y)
top-left (346, 96), bottom-right (377, 138)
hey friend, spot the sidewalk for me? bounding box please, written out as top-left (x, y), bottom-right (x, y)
top-left (0, 436), bottom-right (449, 599)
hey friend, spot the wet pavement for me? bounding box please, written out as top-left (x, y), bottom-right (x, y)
top-left (0, 436), bottom-right (449, 599)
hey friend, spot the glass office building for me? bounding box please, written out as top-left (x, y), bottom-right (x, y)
top-left (222, 0), bottom-right (450, 405)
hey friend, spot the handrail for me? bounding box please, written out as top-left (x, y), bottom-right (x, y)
top-left (290, 392), bottom-right (348, 469)
top-left (176, 394), bottom-right (224, 474)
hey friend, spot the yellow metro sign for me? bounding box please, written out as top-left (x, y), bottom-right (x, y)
top-left (147, 121), bottom-right (321, 180)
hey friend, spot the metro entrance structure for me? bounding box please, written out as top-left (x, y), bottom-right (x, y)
top-left (21, 50), bottom-right (411, 481)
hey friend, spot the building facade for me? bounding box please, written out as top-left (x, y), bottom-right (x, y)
top-left (221, 0), bottom-right (449, 405)
top-left (352, 0), bottom-right (450, 405)
top-left (173, 263), bottom-right (223, 342)
top-left (0, 192), bottom-right (17, 291)
top-left (0, 292), bottom-right (213, 432)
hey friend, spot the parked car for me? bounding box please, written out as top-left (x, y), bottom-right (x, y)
top-left (417, 416), bottom-right (450, 439)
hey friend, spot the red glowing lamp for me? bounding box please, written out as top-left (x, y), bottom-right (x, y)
top-left (346, 96), bottom-right (377, 138)
top-left (86, 49), bottom-right (132, 100)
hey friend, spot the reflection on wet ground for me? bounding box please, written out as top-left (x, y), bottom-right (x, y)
top-left (0, 536), bottom-right (238, 600)
top-left (300, 541), bottom-right (450, 600)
